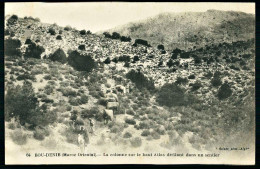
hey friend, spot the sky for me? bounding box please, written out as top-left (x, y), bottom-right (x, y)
top-left (5, 2), bottom-right (255, 33)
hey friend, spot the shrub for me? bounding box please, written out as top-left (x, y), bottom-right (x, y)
top-left (124, 62), bottom-right (130, 67)
top-left (79, 94), bottom-right (88, 104)
top-left (125, 118), bottom-right (136, 125)
top-left (33, 127), bottom-right (49, 141)
top-left (157, 44), bottom-right (165, 50)
top-left (56, 35), bottom-right (62, 40)
top-left (64, 25), bottom-right (72, 31)
top-left (79, 30), bottom-right (86, 35)
top-left (59, 30), bottom-right (63, 34)
top-left (118, 55), bottom-right (130, 62)
top-left (157, 83), bottom-right (185, 107)
top-left (48, 48), bottom-right (67, 64)
top-left (175, 77), bottom-right (188, 85)
top-left (78, 44), bottom-right (85, 51)
top-left (133, 56), bottom-right (140, 62)
top-left (191, 81), bottom-right (202, 91)
top-left (48, 28), bottom-right (56, 35)
top-left (133, 39), bottom-right (151, 47)
top-left (103, 32), bottom-right (111, 38)
top-left (141, 129), bottom-right (150, 137)
top-left (104, 57), bottom-right (111, 64)
top-left (112, 57), bottom-right (118, 63)
top-left (151, 131), bottom-right (160, 139)
top-left (5, 29), bottom-right (10, 36)
top-left (68, 97), bottom-right (80, 106)
top-left (126, 69), bottom-right (155, 91)
top-left (25, 38), bottom-right (32, 45)
top-left (98, 98), bottom-right (107, 106)
top-left (111, 32), bottom-right (121, 39)
top-left (24, 42), bottom-right (45, 59)
top-left (180, 52), bottom-right (190, 59)
top-left (188, 74), bottom-right (195, 79)
top-left (4, 38), bottom-right (22, 56)
top-left (211, 76), bottom-right (222, 87)
top-left (120, 36), bottom-right (131, 42)
top-left (123, 132), bottom-right (132, 138)
top-left (10, 129), bottom-right (27, 145)
top-left (68, 50), bottom-right (96, 72)
top-left (7, 15), bottom-right (18, 26)
top-left (130, 137), bottom-right (142, 147)
top-left (126, 109), bottom-right (135, 115)
top-left (217, 83), bottom-right (232, 100)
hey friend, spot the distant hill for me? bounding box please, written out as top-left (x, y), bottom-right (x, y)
top-left (103, 10), bottom-right (255, 50)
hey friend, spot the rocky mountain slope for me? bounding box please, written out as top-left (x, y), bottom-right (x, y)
top-left (4, 13), bottom-right (255, 156)
top-left (104, 10), bottom-right (255, 50)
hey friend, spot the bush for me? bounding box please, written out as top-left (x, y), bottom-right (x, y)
top-left (157, 44), bottom-right (164, 50)
top-left (126, 69), bottom-right (155, 91)
top-left (126, 109), bottom-right (135, 115)
top-left (111, 32), bottom-right (121, 39)
top-left (56, 35), bottom-right (62, 40)
top-left (25, 38), bottom-right (32, 45)
top-left (120, 36), bottom-right (131, 42)
top-left (211, 76), bottom-right (222, 87)
top-left (64, 26), bottom-right (72, 31)
top-left (78, 44), bottom-right (85, 50)
top-left (141, 130), bottom-right (150, 137)
top-left (103, 32), bottom-right (111, 38)
top-left (79, 30), bottom-right (86, 35)
top-left (118, 55), bottom-right (130, 62)
top-left (48, 48), bottom-right (67, 64)
top-left (68, 50), bottom-right (96, 72)
top-left (123, 132), bottom-right (132, 138)
top-left (33, 127), bottom-right (49, 141)
top-left (130, 137), bottom-right (142, 147)
top-left (133, 39), bottom-right (151, 47)
top-left (104, 57), bottom-right (111, 64)
top-left (79, 94), bottom-right (88, 104)
top-left (7, 15), bottom-right (18, 26)
top-left (4, 38), bottom-right (22, 56)
top-left (24, 42), bottom-right (45, 59)
top-left (125, 118), bottom-right (136, 125)
top-left (191, 81), bottom-right (202, 91)
top-left (188, 74), bottom-right (195, 79)
top-left (10, 129), bottom-right (27, 145)
top-left (157, 83), bottom-right (185, 107)
top-left (133, 56), bottom-right (140, 62)
top-left (151, 131), bottom-right (160, 139)
top-left (48, 28), bottom-right (56, 35)
top-left (217, 83), bottom-right (232, 100)
top-left (175, 77), bottom-right (188, 85)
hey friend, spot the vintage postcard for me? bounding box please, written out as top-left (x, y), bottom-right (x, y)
top-left (4, 2), bottom-right (255, 165)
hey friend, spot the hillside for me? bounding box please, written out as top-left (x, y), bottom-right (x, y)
top-left (4, 13), bottom-right (255, 161)
top-left (104, 10), bottom-right (255, 50)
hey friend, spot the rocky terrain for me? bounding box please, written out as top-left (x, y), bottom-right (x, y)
top-left (4, 13), bottom-right (255, 156)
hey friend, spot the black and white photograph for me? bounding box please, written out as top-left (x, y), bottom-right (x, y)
top-left (4, 2), bottom-right (255, 165)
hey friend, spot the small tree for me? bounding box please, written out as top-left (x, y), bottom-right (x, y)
top-left (120, 36), bottom-right (131, 42)
top-left (157, 44), bottom-right (164, 50)
top-left (7, 15), bottom-right (18, 26)
top-left (217, 83), bottom-right (232, 100)
top-left (48, 48), bottom-right (67, 64)
top-left (68, 50), bottom-right (96, 72)
top-left (24, 42), bottom-right (45, 59)
top-left (4, 38), bottom-right (21, 57)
